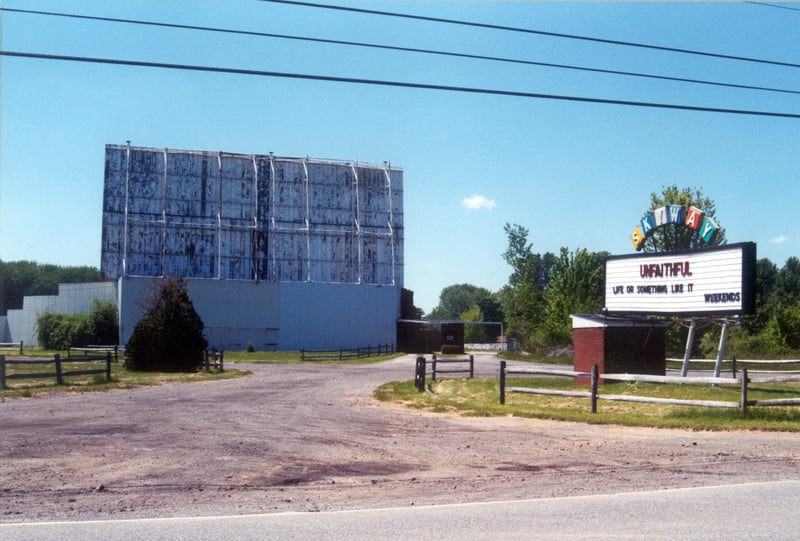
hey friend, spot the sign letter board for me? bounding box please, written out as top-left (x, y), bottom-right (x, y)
top-left (604, 242), bottom-right (756, 317)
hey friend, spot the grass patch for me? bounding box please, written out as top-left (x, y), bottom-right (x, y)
top-left (0, 357), bottom-right (248, 400)
top-left (374, 376), bottom-right (800, 432)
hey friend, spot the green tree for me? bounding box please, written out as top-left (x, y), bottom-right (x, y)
top-left (775, 256), bottom-right (800, 306)
top-left (429, 284), bottom-right (502, 321)
top-left (459, 305), bottom-right (485, 343)
top-left (748, 258), bottom-right (780, 333)
top-left (498, 223), bottom-right (557, 350)
top-left (542, 247), bottom-right (608, 346)
top-left (768, 302), bottom-right (800, 351)
top-left (124, 278), bottom-right (207, 372)
top-left (640, 186), bottom-right (727, 252)
top-left (88, 299), bottom-right (119, 345)
top-left (429, 284), bottom-right (503, 343)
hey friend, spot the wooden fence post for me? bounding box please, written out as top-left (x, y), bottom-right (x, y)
top-left (19, 341), bottom-right (23, 355)
top-left (431, 353), bottom-right (437, 381)
top-left (731, 355), bottom-right (737, 378)
top-left (740, 368), bottom-right (748, 415)
top-left (414, 356), bottom-right (426, 392)
top-left (590, 364), bottom-right (599, 414)
top-left (0, 354), bottom-right (6, 390)
top-left (499, 360), bottom-right (506, 405)
top-left (469, 354), bottom-right (474, 379)
top-left (219, 350), bottom-right (224, 372)
top-left (55, 354), bottom-right (63, 385)
top-left (105, 352), bottom-right (112, 382)
top-left (339, 348), bottom-right (343, 361)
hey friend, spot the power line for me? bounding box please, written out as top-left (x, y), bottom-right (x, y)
top-left (3, 7), bottom-right (799, 97)
top-left (261, 0), bottom-right (800, 70)
top-left (746, 2), bottom-right (800, 13)
top-left (2, 50), bottom-right (799, 119)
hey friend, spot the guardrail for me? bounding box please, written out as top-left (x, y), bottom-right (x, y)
top-left (498, 361), bottom-right (800, 414)
top-left (0, 353), bottom-right (112, 390)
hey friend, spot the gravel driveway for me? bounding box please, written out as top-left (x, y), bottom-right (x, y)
top-left (2, 353), bottom-right (799, 522)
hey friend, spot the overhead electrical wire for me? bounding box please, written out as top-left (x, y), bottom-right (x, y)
top-left (261, 0), bottom-right (800, 70)
top-left (3, 7), bottom-right (799, 97)
top-left (746, 2), bottom-right (800, 13)
top-left (2, 50), bottom-right (799, 119)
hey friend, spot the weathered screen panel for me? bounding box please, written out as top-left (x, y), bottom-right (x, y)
top-left (102, 145), bottom-right (403, 287)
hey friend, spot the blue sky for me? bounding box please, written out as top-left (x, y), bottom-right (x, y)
top-left (1, 1), bottom-right (798, 313)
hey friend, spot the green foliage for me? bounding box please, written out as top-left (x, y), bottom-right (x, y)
top-left (429, 284), bottom-right (503, 322)
top-left (440, 344), bottom-right (463, 355)
top-left (459, 305), bottom-right (485, 343)
top-left (775, 257), bottom-right (800, 306)
top-left (88, 299), bottom-right (119, 345)
top-left (542, 247), bottom-right (607, 346)
top-left (35, 299), bottom-right (118, 349)
top-left (124, 278), bottom-right (208, 372)
top-left (499, 223), bottom-right (557, 350)
top-left (768, 303), bottom-right (800, 351)
top-left (428, 283), bottom-right (503, 343)
top-left (0, 260), bottom-right (101, 315)
top-left (36, 311), bottom-right (92, 350)
top-left (641, 185), bottom-right (727, 252)
top-left (496, 224), bottom-right (607, 351)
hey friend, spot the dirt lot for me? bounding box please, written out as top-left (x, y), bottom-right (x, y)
top-left (2, 353), bottom-right (799, 523)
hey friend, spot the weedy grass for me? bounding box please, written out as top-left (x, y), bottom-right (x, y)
top-left (374, 376), bottom-right (800, 432)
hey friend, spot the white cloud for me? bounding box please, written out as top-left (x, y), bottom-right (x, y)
top-left (462, 194), bottom-right (497, 210)
top-left (769, 235), bottom-right (789, 244)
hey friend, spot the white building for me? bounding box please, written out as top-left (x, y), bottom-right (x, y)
top-left (0, 282), bottom-right (117, 346)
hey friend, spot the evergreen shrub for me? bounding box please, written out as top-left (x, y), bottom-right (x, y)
top-left (124, 278), bottom-right (208, 372)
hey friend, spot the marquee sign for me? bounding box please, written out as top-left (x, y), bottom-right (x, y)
top-left (630, 205), bottom-right (719, 251)
top-left (604, 242), bottom-right (756, 316)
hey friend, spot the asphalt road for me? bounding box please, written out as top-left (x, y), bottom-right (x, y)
top-left (2, 480), bottom-right (799, 540)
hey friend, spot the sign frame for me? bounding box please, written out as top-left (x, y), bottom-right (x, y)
top-left (603, 242), bottom-right (756, 317)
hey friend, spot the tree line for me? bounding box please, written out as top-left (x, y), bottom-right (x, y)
top-left (0, 260), bottom-right (101, 315)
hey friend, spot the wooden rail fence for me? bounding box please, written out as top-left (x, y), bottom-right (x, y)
top-left (0, 342), bottom-right (24, 355)
top-left (0, 352), bottom-right (112, 390)
top-left (301, 343), bottom-right (394, 361)
top-left (69, 345), bottom-right (123, 363)
top-left (204, 349), bottom-right (224, 372)
top-left (499, 361), bottom-right (800, 414)
top-left (668, 357), bottom-right (800, 377)
top-left (414, 354), bottom-right (474, 391)
top-left (430, 354), bottom-right (474, 381)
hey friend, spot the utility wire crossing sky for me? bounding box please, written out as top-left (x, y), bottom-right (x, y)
top-left (1, 1), bottom-right (798, 312)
